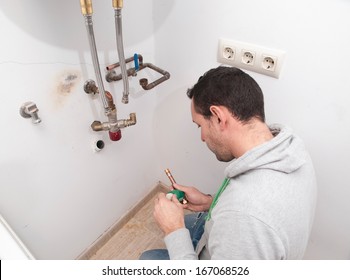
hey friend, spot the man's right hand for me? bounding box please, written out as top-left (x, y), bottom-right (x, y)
top-left (172, 183), bottom-right (213, 212)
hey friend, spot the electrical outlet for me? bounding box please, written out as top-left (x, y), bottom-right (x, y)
top-left (262, 55), bottom-right (276, 71)
top-left (241, 50), bottom-right (255, 66)
top-left (217, 38), bottom-right (286, 78)
top-left (223, 46), bottom-right (235, 60)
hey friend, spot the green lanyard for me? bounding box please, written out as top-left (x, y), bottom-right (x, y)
top-left (206, 177), bottom-right (231, 221)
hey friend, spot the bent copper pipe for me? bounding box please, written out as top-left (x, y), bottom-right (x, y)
top-left (106, 54), bottom-right (170, 90)
top-left (106, 54), bottom-right (143, 72)
top-left (105, 55), bottom-right (143, 82)
top-left (138, 63), bottom-right (170, 90)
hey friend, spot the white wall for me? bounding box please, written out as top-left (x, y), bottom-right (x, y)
top-left (153, 0), bottom-right (350, 259)
top-left (0, 0), bottom-right (161, 259)
top-left (1, 0), bottom-right (350, 260)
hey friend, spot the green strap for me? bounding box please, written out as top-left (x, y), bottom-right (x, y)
top-left (206, 177), bottom-right (231, 221)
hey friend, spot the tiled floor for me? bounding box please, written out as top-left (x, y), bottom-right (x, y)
top-left (89, 193), bottom-right (167, 260)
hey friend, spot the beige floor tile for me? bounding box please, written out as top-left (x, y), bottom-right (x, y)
top-left (90, 193), bottom-right (166, 260)
top-left (87, 184), bottom-right (194, 260)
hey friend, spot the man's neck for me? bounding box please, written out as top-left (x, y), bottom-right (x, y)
top-left (233, 121), bottom-right (273, 157)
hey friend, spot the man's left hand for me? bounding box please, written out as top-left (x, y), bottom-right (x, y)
top-left (153, 192), bottom-right (185, 235)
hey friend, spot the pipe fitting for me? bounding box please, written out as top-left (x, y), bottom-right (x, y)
top-left (138, 63), bottom-right (171, 90)
top-left (116, 113), bottom-right (137, 128)
top-left (20, 101), bottom-right (41, 124)
top-left (105, 68), bottom-right (137, 83)
top-left (90, 113), bottom-right (136, 132)
top-left (91, 121), bottom-right (104, 131)
top-left (113, 0), bottom-right (123, 9)
top-left (139, 78), bottom-right (148, 88)
top-left (84, 79), bottom-right (98, 94)
top-left (80, 0), bottom-right (93, 15)
top-left (122, 95), bottom-right (129, 104)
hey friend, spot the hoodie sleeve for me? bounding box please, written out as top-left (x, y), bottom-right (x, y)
top-left (164, 228), bottom-right (198, 260)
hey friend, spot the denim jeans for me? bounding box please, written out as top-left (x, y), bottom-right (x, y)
top-left (139, 212), bottom-right (207, 260)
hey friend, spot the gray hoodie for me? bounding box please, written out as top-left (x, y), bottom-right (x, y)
top-left (164, 124), bottom-right (317, 259)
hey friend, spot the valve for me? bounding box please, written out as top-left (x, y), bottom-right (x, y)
top-left (20, 101), bottom-right (41, 124)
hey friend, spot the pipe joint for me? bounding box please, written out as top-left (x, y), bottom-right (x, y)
top-left (116, 113), bottom-right (137, 128)
top-left (138, 63), bottom-right (171, 90)
top-left (84, 79), bottom-right (98, 94)
top-left (80, 0), bottom-right (93, 16)
top-left (91, 113), bottom-right (136, 132)
top-left (113, 0), bottom-right (123, 9)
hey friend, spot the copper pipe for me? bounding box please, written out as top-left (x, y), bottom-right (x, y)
top-left (164, 169), bottom-right (176, 186)
top-left (106, 54), bottom-right (170, 90)
top-left (105, 91), bottom-right (116, 110)
top-left (106, 54), bottom-right (143, 71)
top-left (138, 63), bottom-right (170, 90)
top-left (105, 55), bottom-right (143, 82)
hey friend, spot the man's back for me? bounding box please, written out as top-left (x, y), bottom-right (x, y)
top-left (198, 124), bottom-right (317, 259)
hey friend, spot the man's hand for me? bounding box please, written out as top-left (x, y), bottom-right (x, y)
top-left (172, 183), bottom-right (213, 212)
top-left (153, 192), bottom-right (185, 235)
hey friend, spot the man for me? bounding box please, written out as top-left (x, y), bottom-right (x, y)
top-left (140, 66), bottom-right (317, 260)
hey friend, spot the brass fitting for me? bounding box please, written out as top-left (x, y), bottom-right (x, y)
top-left (91, 121), bottom-right (104, 131)
top-left (117, 113), bottom-right (136, 128)
top-left (112, 0), bottom-right (123, 9)
top-left (90, 113), bottom-right (136, 132)
top-left (80, 0), bottom-right (93, 15)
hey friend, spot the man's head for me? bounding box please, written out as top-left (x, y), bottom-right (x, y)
top-left (187, 66), bottom-right (265, 123)
top-left (187, 66), bottom-right (267, 162)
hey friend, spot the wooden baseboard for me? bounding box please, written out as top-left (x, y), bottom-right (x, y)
top-left (76, 182), bottom-right (168, 260)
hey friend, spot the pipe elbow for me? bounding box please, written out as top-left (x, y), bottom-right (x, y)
top-left (128, 113), bottom-right (137, 126)
top-left (105, 70), bottom-right (118, 82)
top-left (164, 71), bottom-right (171, 79)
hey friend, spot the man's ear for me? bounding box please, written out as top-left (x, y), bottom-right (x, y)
top-left (209, 106), bottom-right (227, 128)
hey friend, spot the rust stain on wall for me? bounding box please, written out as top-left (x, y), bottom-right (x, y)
top-left (53, 70), bottom-right (81, 109)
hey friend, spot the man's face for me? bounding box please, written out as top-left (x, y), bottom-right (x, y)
top-left (190, 100), bottom-right (233, 162)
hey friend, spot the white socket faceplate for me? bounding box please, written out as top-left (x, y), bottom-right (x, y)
top-left (218, 38), bottom-right (286, 79)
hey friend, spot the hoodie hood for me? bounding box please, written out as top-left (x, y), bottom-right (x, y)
top-left (225, 124), bottom-right (307, 178)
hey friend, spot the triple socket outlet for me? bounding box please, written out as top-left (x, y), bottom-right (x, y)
top-left (217, 38), bottom-right (286, 78)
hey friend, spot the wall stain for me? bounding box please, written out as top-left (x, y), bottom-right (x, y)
top-left (53, 70), bottom-right (81, 109)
